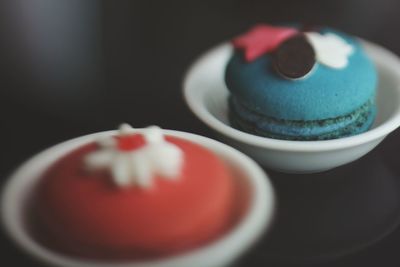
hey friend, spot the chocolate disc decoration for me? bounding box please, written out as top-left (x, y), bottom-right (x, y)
top-left (273, 34), bottom-right (316, 80)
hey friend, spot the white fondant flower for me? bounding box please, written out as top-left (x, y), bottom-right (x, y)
top-left (84, 124), bottom-right (184, 188)
top-left (305, 32), bottom-right (354, 69)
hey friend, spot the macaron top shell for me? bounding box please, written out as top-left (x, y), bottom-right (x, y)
top-left (225, 28), bottom-right (377, 121)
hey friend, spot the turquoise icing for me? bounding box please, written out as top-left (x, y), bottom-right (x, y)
top-left (229, 96), bottom-right (376, 140)
top-left (225, 28), bottom-right (378, 121)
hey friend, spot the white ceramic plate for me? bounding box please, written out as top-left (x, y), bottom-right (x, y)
top-left (1, 129), bottom-right (275, 267)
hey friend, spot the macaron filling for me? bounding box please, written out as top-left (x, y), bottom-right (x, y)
top-left (229, 96), bottom-right (376, 140)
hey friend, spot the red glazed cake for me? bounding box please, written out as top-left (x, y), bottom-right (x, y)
top-left (34, 124), bottom-right (235, 260)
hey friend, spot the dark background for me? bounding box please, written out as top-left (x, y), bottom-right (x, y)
top-left (1, 0), bottom-right (400, 266)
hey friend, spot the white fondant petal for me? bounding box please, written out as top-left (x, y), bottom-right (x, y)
top-left (305, 32), bottom-right (354, 69)
top-left (143, 126), bottom-right (164, 144)
top-left (131, 153), bottom-right (153, 188)
top-left (149, 144), bottom-right (183, 179)
top-left (111, 155), bottom-right (131, 187)
top-left (84, 150), bottom-right (114, 169)
top-left (317, 52), bottom-right (349, 69)
top-left (119, 123), bottom-right (134, 135)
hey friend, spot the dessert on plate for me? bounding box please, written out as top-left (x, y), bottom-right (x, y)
top-left (225, 24), bottom-right (377, 140)
top-left (33, 124), bottom-right (235, 260)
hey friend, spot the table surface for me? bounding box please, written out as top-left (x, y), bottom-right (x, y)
top-left (1, 0), bottom-right (400, 266)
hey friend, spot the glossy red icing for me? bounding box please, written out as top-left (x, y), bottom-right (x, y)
top-left (35, 136), bottom-right (234, 259)
top-left (232, 24), bottom-right (298, 62)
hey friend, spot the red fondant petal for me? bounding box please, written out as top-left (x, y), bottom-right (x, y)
top-left (232, 24), bottom-right (298, 62)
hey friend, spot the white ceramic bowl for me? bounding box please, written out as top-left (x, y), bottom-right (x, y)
top-left (183, 40), bottom-right (400, 173)
top-left (1, 129), bottom-right (274, 267)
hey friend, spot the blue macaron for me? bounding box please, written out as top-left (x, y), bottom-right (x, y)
top-left (225, 26), bottom-right (377, 140)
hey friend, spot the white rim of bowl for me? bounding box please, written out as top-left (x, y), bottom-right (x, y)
top-left (183, 40), bottom-right (400, 152)
top-left (1, 129), bottom-right (275, 267)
